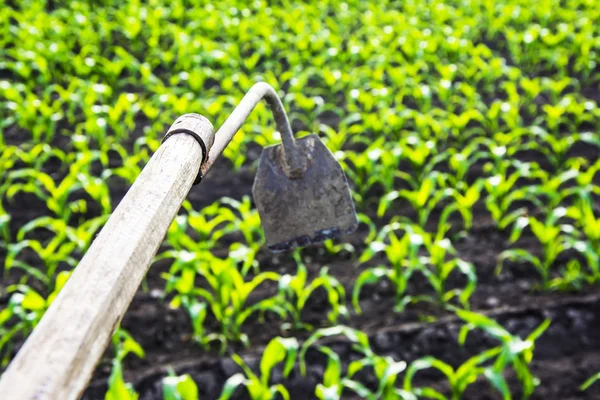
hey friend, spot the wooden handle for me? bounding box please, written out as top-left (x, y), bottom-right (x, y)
top-left (0, 120), bottom-right (211, 399)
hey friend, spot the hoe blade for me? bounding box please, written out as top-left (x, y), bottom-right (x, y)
top-left (253, 134), bottom-right (358, 252)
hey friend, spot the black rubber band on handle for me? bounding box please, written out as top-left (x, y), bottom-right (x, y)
top-left (162, 129), bottom-right (207, 184)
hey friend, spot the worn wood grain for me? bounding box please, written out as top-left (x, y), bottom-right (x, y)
top-left (0, 130), bottom-right (206, 400)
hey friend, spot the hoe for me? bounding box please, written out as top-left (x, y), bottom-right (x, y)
top-left (0, 82), bottom-right (357, 400)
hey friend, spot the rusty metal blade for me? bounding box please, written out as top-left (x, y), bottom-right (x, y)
top-left (252, 134), bottom-right (358, 252)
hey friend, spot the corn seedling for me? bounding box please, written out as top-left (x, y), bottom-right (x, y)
top-left (378, 174), bottom-right (453, 227)
top-left (498, 208), bottom-right (583, 289)
top-left (313, 346), bottom-right (372, 400)
top-left (162, 372), bottom-right (199, 400)
top-left (568, 197), bottom-right (600, 253)
top-left (396, 136), bottom-right (449, 189)
top-left (342, 140), bottom-right (401, 204)
top-left (574, 158), bottom-right (600, 197)
top-left (221, 196), bottom-right (265, 274)
top-left (13, 143), bottom-right (67, 172)
top-left (317, 345), bottom-right (414, 400)
top-left (165, 197), bottom-right (263, 275)
top-left (162, 255), bottom-right (286, 351)
top-left (404, 350), bottom-right (507, 400)
top-left (484, 161), bottom-right (542, 230)
top-left (164, 203), bottom-right (237, 255)
top-left (442, 180), bottom-right (484, 232)
top-left (220, 196), bottom-right (265, 249)
top-left (219, 337), bottom-right (298, 400)
top-left (5, 215), bottom-right (106, 286)
top-left (101, 142), bottom-right (151, 185)
top-left (455, 309), bottom-right (550, 399)
top-left (445, 142), bottom-right (490, 188)
top-left (414, 225), bottom-right (477, 309)
top-left (526, 128), bottom-right (597, 171)
top-left (300, 325), bottom-right (414, 400)
top-left (278, 252), bottom-right (348, 331)
top-left (106, 328), bottom-right (145, 400)
top-left (0, 200), bottom-right (10, 247)
top-left (353, 223), bottom-right (424, 313)
top-left (0, 271), bottom-right (71, 366)
top-left (355, 222), bottom-right (475, 311)
top-left (520, 168), bottom-right (581, 217)
top-left (548, 259), bottom-right (588, 292)
top-left (6, 153), bottom-right (111, 222)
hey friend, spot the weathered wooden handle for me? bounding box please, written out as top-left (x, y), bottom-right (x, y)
top-left (0, 115), bottom-right (214, 400)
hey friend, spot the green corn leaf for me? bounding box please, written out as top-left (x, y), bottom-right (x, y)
top-left (218, 373), bottom-right (246, 400)
top-left (352, 267), bottom-right (388, 314)
top-left (163, 374), bottom-right (199, 400)
top-left (359, 241), bottom-right (387, 263)
top-left (182, 299), bottom-right (207, 339)
top-left (106, 360), bottom-right (139, 400)
top-left (347, 358), bottom-right (372, 378)
top-left (496, 249), bottom-right (542, 276)
top-left (412, 387), bottom-right (447, 400)
top-left (483, 368), bottom-right (511, 400)
top-left (0, 308), bottom-right (13, 326)
top-left (300, 326), bottom-right (370, 376)
top-left (174, 268), bottom-right (195, 294)
top-left (343, 379), bottom-right (374, 398)
top-left (456, 309), bottom-right (511, 343)
top-left (581, 372), bottom-right (600, 391)
top-left (260, 337), bottom-right (298, 386)
top-left (122, 335), bottom-right (145, 360)
top-left (374, 360), bottom-right (407, 398)
top-left (316, 383), bottom-right (341, 400)
top-left (357, 213), bottom-right (378, 243)
top-left (232, 353), bottom-right (257, 382)
top-left (21, 290), bottom-right (46, 311)
top-left (509, 216), bottom-right (530, 243)
top-left (404, 357), bottom-right (454, 392)
top-left (456, 260), bottom-right (477, 308)
top-left (318, 346), bottom-right (342, 388)
top-left (526, 319), bottom-right (551, 343)
top-left (271, 384), bottom-right (290, 400)
top-left (378, 191), bottom-right (399, 217)
top-left (455, 347), bottom-right (503, 391)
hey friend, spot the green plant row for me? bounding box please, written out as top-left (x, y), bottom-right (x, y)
top-left (107, 309), bottom-right (552, 400)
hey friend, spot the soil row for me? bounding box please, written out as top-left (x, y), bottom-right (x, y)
top-left (83, 291), bottom-right (600, 400)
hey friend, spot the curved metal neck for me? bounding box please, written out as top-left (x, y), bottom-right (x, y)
top-left (200, 82), bottom-right (306, 179)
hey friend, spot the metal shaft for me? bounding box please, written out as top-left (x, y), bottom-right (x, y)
top-left (200, 82), bottom-right (306, 179)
